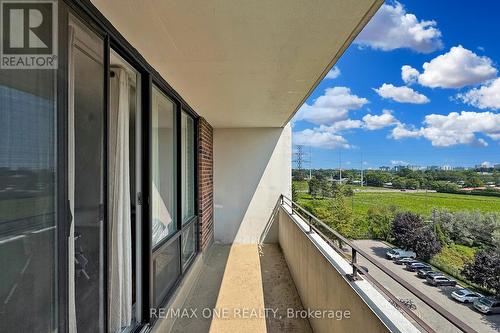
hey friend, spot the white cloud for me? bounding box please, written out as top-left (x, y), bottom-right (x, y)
top-left (391, 124), bottom-right (422, 139)
top-left (480, 161), bottom-right (492, 168)
top-left (413, 45), bottom-right (497, 88)
top-left (317, 119), bottom-right (363, 132)
top-left (293, 128), bottom-right (351, 149)
top-left (374, 83), bottom-right (430, 104)
top-left (390, 111), bottom-right (500, 147)
top-left (457, 78), bottom-right (500, 109)
top-left (295, 87), bottom-right (368, 125)
top-left (362, 110), bottom-right (399, 130)
top-left (354, 1), bottom-right (442, 53)
top-left (391, 160), bottom-right (409, 166)
top-left (401, 65), bottom-right (419, 84)
top-left (325, 66), bottom-right (341, 79)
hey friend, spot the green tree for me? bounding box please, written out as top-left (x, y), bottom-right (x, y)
top-left (326, 191), bottom-right (354, 237)
top-left (309, 178), bottom-right (321, 198)
top-left (367, 206), bottom-right (396, 241)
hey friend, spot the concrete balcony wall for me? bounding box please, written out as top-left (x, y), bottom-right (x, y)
top-left (213, 125), bottom-right (291, 244)
top-left (278, 207), bottom-right (420, 333)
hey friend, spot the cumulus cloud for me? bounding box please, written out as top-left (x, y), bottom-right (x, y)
top-left (294, 87), bottom-right (368, 125)
top-left (390, 111), bottom-right (500, 147)
top-left (355, 1), bottom-right (442, 53)
top-left (293, 109), bottom-right (400, 149)
top-left (362, 110), bottom-right (400, 130)
top-left (457, 78), bottom-right (500, 109)
top-left (293, 128), bottom-right (351, 149)
top-left (407, 45), bottom-right (497, 88)
top-left (374, 83), bottom-right (430, 104)
top-left (401, 65), bottom-right (419, 84)
top-left (317, 119), bottom-right (363, 132)
top-left (325, 66), bottom-right (341, 79)
top-left (391, 160), bottom-right (409, 166)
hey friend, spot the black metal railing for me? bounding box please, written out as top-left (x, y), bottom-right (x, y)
top-left (279, 194), bottom-right (476, 333)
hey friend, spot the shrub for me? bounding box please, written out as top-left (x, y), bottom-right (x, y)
top-left (462, 248), bottom-right (500, 296)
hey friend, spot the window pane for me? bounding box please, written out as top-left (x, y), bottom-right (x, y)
top-left (152, 238), bottom-right (180, 306)
top-left (182, 222), bottom-right (196, 268)
top-left (181, 111), bottom-right (195, 223)
top-left (0, 68), bottom-right (57, 330)
top-left (151, 87), bottom-right (176, 247)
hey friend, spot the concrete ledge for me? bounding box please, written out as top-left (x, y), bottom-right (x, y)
top-left (278, 206), bottom-right (420, 333)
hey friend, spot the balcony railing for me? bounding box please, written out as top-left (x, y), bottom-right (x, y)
top-left (279, 194), bottom-right (476, 333)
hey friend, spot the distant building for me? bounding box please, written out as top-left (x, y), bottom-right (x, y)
top-left (427, 165), bottom-right (439, 171)
top-left (393, 165), bottom-right (407, 172)
top-left (379, 166), bottom-right (390, 171)
top-left (441, 165), bottom-right (453, 171)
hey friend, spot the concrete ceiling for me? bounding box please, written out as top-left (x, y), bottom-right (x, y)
top-left (91, 0), bottom-right (382, 128)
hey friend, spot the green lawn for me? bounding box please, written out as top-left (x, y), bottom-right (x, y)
top-left (297, 190), bottom-right (500, 217)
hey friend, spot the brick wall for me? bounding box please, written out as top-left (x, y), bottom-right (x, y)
top-left (197, 117), bottom-right (214, 251)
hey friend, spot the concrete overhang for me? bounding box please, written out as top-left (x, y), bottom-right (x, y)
top-left (91, 0), bottom-right (383, 127)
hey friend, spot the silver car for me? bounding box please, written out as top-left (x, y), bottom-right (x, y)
top-left (473, 297), bottom-right (500, 314)
top-left (451, 289), bottom-right (483, 303)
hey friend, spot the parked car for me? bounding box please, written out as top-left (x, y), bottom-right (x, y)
top-left (417, 269), bottom-right (441, 279)
top-left (394, 257), bottom-right (418, 265)
top-left (451, 289), bottom-right (483, 303)
top-left (406, 262), bottom-right (431, 272)
top-left (473, 297), bottom-right (500, 314)
top-left (417, 267), bottom-right (434, 279)
top-left (426, 275), bottom-right (457, 286)
top-left (386, 248), bottom-right (416, 260)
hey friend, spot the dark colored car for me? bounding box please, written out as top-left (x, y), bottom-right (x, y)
top-left (417, 269), bottom-right (440, 279)
top-left (426, 275), bottom-right (457, 286)
top-left (406, 262), bottom-right (431, 272)
top-left (394, 257), bottom-right (418, 265)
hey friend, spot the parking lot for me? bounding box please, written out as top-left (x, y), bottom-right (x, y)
top-left (352, 239), bottom-right (500, 333)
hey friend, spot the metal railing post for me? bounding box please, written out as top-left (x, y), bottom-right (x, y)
top-left (347, 248), bottom-right (359, 281)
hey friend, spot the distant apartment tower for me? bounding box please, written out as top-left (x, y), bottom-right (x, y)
top-left (379, 166), bottom-right (390, 171)
top-left (440, 165), bottom-right (454, 171)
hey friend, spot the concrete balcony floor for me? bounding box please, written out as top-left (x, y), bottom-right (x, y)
top-left (171, 244), bottom-right (312, 333)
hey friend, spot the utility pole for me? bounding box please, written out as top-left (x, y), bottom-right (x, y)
top-left (338, 150), bottom-right (342, 181)
top-left (309, 146), bottom-right (312, 180)
top-left (360, 152), bottom-right (364, 187)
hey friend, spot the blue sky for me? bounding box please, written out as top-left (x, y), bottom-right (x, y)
top-left (292, 1), bottom-right (500, 170)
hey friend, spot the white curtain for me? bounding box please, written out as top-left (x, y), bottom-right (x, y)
top-left (109, 68), bottom-right (132, 332)
top-left (68, 24), bottom-right (77, 333)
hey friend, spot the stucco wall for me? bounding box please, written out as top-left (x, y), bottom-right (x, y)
top-left (277, 207), bottom-right (419, 333)
top-left (213, 124), bottom-right (291, 244)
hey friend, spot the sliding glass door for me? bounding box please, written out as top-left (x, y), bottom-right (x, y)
top-left (108, 49), bottom-right (142, 332)
top-left (0, 2), bottom-right (200, 331)
top-left (68, 14), bottom-right (105, 333)
top-left (0, 46), bottom-right (58, 333)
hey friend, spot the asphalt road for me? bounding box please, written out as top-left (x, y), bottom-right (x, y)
top-left (352, 239), bottom-right (500, 333)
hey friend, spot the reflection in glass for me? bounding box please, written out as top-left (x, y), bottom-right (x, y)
top-left (0, 62), bottom-right (57, 332)
top-left (182, 222), bottom-right (196, 268)
top-left (181, 111), bottom-right (195, 223)
top-left (69, 15), bottom-right (105, 332)
top-left (153, 239), bottom-right (180, 306)
top-left (151, 87), bottom-right (176, 247)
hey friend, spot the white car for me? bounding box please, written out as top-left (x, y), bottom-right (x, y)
top-left (451, 289), bottom-right (483, 303)
top-left (386, 248), bottom-right (416, 260)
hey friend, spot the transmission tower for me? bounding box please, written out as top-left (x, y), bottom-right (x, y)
top-left (293, 145), bottom-right (305, 170)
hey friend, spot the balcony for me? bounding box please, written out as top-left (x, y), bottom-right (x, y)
top-left (152, 196), bottom-right (471, 333)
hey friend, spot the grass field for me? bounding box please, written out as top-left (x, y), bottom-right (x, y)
top-left (296, 187), bottom-right (500, 217)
